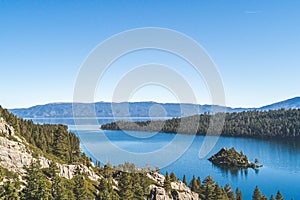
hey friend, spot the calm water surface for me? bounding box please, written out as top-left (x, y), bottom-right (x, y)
top-left (73, 129), bottom-right (300, 199)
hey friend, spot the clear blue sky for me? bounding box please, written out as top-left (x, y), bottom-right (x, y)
top-left (0, 0), bottom-right (299, 109)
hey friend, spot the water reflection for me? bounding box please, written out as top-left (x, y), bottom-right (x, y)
top-left (212, 164), bottom-right (257, 178)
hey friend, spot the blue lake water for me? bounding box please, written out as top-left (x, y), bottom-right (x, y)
top-left (73, 129), bottom-right (300, 199)
top-left (32, 118), bottom-right (300, 199)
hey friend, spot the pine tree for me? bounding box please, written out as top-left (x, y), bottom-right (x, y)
top-left (23, 160), bottom-right (50, 200)
top-left (49, 160), bottom-right (67, 200)
top-left (118, 172), bottom-right (134, 199)
top-left (140, 172), bottom-right (150, 195)
top-left (164, 171), bottom-right (171, 194)
top-left (213, 184), bottom-right (227, 200)
top-left (270, 195), bottom-right (275, 200)
top-left (73, 166), bottom-right (88, 200)
top-left (252, 186), bottom-right (262, 200)
top-left (204, 184), bottom-right (214, 200)
top-left (262, 195), bottom-right (268, 200)
top-left (52, 175), bottom-right (67, 200)
top-left (200, 176), bottom-right (215, 200)
top-left (53, 125), bottom-right (70, 161)
top-left (275, 190), bottom-right (284, 200)
top-left (98, 178), bottom-right (116, 200)
top-left (183, 174), bottom-right (187, 185)
top-left (203, 176), bottom-right (215, 186)
top-left (236, 187), bottom-right (243, 200)
top-left (189, 176), bottom-right (198, 192)
top-left (0, 179), bottom-right (20, 199)
top-left (133, 173), bottom-right (144, 200)
top-left (224, 183), bottom-right (235, 200)
top-left (49, 161), bottom-right (58, 178)
top-left (63, 179), bottom-right (75, 200)
top-left (170, 172), bottom-right (176, 182)
top-left (103, 162), bottom-right (113, 179)
top-left (196, 176), bottom-right (202, 194)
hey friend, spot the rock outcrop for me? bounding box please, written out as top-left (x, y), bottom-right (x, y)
top-left (148, 185), bottom-right (172, 200)
top-left (57, 164), bottom-right (100, 181)
top-left (0, 135), bottom-right (32, 174)
top-left (147, 171), bottom-right (166, 185)
top-left (147, 172), bottom-right (199, 200)
top-left (208, 147), bottom-right (262, 168)
top-left (0, 118), bottom-right (32, 174)
top-left (0, 117), bottom-right (15, 136)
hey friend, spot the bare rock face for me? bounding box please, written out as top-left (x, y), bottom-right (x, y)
top-left (57, 164), bottom-right (100, 181)
top-left (147, 171), bottom-right (166, 185)
top-left (0, 119), bottom-right (32, 174)
top-left (0, 136), bottom-right (32, 174)
top-left (171, 190), bottom-right (199, 200)
top-left (148, 185), bottom-right (172, 200)
top-left (147, 172), bottom-right (199, 200)
top-left (170, 182), bottom-right (199, 200)
top-left (148, 183), bottom-right (199, 200)
top-left (0, 117), bottom-right (15, 136)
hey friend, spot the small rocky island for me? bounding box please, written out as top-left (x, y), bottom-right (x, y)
top-left (208, 147), bottom-right (262, 169)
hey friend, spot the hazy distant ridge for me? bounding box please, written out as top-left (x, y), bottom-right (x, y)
top-left (9, 97), bottom-right (300, 118)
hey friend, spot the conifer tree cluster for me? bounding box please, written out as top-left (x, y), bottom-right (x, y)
top-left (102, 109), bottom-right (300, 138)
top-left (0, 106), bottom-right (90, 164)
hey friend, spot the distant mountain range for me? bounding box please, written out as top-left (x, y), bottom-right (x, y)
top-left (259, 97), bottom-right (300, 111)
top-left (9, 97), bottom-right (300, 119)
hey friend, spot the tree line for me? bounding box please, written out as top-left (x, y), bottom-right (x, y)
top-left (101, 109), bottom-right (300, 138)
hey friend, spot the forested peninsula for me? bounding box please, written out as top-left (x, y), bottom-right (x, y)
top-left (101, 109), bottom-right (300, 138)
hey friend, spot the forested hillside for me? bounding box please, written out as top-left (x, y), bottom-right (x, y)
top-left (102, 109), bottom-right (300, 138)
top-left (0, 105), bottom-right (89, 164)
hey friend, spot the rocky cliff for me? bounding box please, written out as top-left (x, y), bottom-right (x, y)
top-left (147, 172), bottom-right (199, 200)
